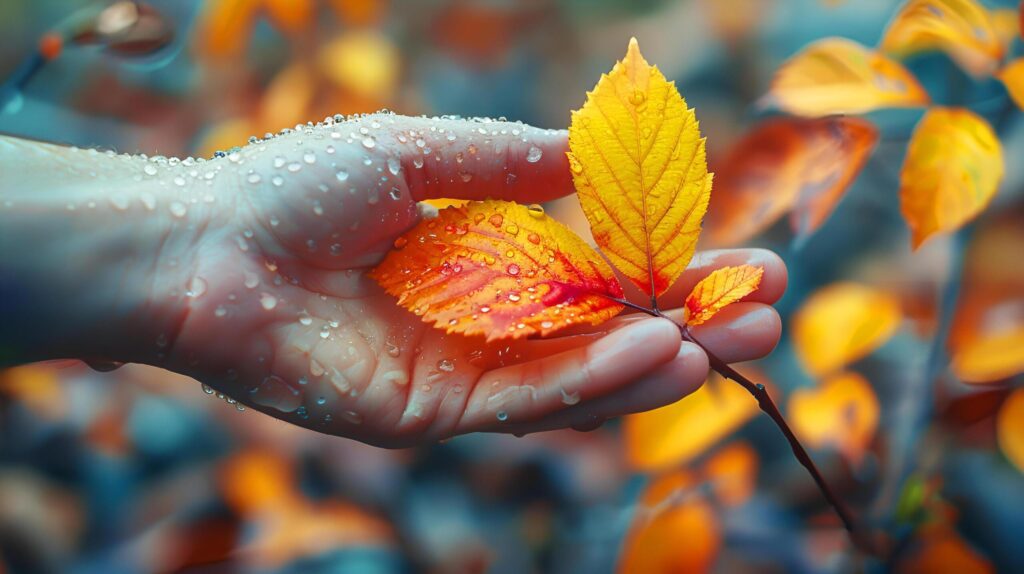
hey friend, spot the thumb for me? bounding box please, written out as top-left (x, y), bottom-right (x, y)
top-left (384, 116), bottom-right (574, 204)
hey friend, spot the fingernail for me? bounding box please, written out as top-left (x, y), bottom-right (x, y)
top-left (589, 318), bottom-right (677, 372)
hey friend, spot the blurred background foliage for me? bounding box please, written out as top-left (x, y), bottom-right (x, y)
top-left (1, 0), bottom-right (1023, 572)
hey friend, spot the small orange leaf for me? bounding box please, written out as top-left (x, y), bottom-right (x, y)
top-left (789, 371), bottom-right (879, 465)
top-left (900, 108), bottom-right (1004, 249)
top-left (370, 200), bottom-right (625, 341)
top-left (568, 38), bottom-right (712, 300)
top-left (998, 58), bottom-right (1024, 110)
top-left (707, 116), bottom-right (878, 246)
top-left (881, 0), bottom-right (1004, 77)
top-left (702, 442), bottom-right (758, 507)
top-left (617, 471), bottom-right (721, 574)
top-left (900, 527), bottom-right (995, 574)
top-left (624, 371), bottom-right (762, 471)
top-left (997, 388), bottom-right (1024, 474)
top-left (767, 38), bottom-right (930, 117)
top-left (793, 282), bottom-right (901, 377)
top-left (684, 265), bottom-right (763, 326)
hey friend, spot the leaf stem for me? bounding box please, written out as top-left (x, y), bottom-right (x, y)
top-left (607, 295), bottom-right (877, 554)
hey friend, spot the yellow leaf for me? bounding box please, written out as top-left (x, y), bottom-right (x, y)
top-left (684, 265), bottom-right (764, 326)
top-left (998, 58), bottom-right (1024, 110)
top-left (881, 0), bottom-right (1004, 77)
top-left (568, 38), bottom-right (712, 300)
top-left (370, 200), bottom-right (625, 342)
top-left (617, 471), bottom-right (721, 574)
top-left (997, 388), bottom-right (1024, 475)
top-left (899, 107), bottom-right (1004, 249)
top-left (952, 326), bottom-right (1024, 383)
top-left (767, 37), bottom-right (930, 117)
top-left (421, 198), bottom-right (470, 210)
top-left (788, 371), bottom-right (879, 465)
top-left (793, 282), bottom-right (901, 377)
top-left (706, 116), bottom-right (878, 246)
top-left (318, 30), bottom-right (400, 101)
top-left (624, 371), bottom-right (762, 471)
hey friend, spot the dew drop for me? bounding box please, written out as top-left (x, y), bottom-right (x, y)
top-left (525, 146), bottom-right (543, 163)
top-left (527, 204), bottom-right (545, 218)
top-left (173, 176), bottom-right (186, 187)
top-left (247, 172), bottom-right (262, 184)
top-left (389, 187), bottom-right (402, 201)
top-left (507, 264), bottom-right (521, 276)
top-left (496, 410), bottom-right (509, 422)
top-left (259, 293), bottom-right (278, 310)
top-left (342, 410), bottom-right (363, 424)
top-left (362, 136), bottom-right (376, 149)
top-left (303, 151), bottom-right (317, 164)
top-left (287, 162), bottom-right (302, 173)
top-left (271, 175), bottom-right (284, 187)
top-left (387, 157), bottom-right (401, 175)
top-left (143, 164), bottom-right (158, 176)
top-left (560, 388), bottom-right (581, 405)
top-left (336, 169), bottom-right (349, 182)
top-left (186, 276), bottom-right (207, 298)
top-left (243, 270), bottom-right (259, 289)
top-left (169, 202), bottom-right (187, 218)
top-left (385, 343), bottom-right (401, 357)
top-left (628, 89), bottom-right (646, 105)
top-left (437, 358), bottom-right (455, 372)
top-left (250, 375), bottom-right (301, 413)
top-left (309, 358), bottom-right (326, 377)
top-left (393, 236), bottom-right (408, 249)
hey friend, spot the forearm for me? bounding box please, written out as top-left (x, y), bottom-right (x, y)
top-left (0, 136), bottom-right (206, 367)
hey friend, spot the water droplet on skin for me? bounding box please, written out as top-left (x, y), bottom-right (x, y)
top-left (143, 164), bottom-right (158, 176)
top-left (367, 189), bottom-right (379, 205)
top-left (247, 172), bottom-right (262, 184)
top-left (525, 146), bottom-right (543, 163)
top-left (362, 136), bottom-right (376, 149)
top-left (260, 293), bottom-right (278, 310)
top-left (437, 358), bottom-right (455, 372)
top-left (215, 306), bottom-right (227, 317)
top-left (287, 162), bottom-right (302, 173)
top-left (186, 276), bottom-right (207, 298)
top-left (329, 243), bottom-right (342, 256)
top-left (386, 343), bottom-right (401, 357)
top-left (273, 156), bottom-right (286, 169)
top-left (415, 138), bottom-right (426, 148)
top-left (173, 176), bottom-right (186, 187)
top-left (202, 384), bottom-right (215, 394)
top-left (250, 375), bottom-right (302, 413)
top-left (313, 201), bottom-right (324, 216)
top-left (382, 370), bottom-right (408, 386)
top-left (560, 388), bottom-right (581, 405)
top-left (527, 232), bottom-right (541, 244)
top-left (506, 173), bottom-right (517, 185)
top-left (169, 202), bottom-right (187, 218)
top-left (271, 175), bottom-right (284, 187)
top-left (393, 236), bottom-right (408, 249)
top-left (387, 157), bottom-right (401, 175)
top-left (460, 171), bottom-right (473, 182)
top-left (336, 169), bottom-right (349, 182)
top-left (310, 358), bottom-right (326, 377)
top-left (412, 157), bottom-right (424, 169)
top-left (303, 151), bottom-right (316, 164)
top-left (541, 320), bottom-right (554, 329)
top-left (496, 410), bottom-right (509, 422)
top-left (109, 194), bottom-right (130, 211)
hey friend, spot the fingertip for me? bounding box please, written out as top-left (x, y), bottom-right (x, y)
top-left (745, 248), bottom-right (788, 304)
top-left (690, 303), bottom-right (781, 363)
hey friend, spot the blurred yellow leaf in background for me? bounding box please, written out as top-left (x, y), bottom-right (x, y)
top-left (789, 371), bottom-right (879, 464)
top-left (624, 372), bottom-right (761, 471)
top-left (997, 388), bottom-right (1024, 474)
top-left (702, 442), bottom-right (758, 507)
top-left (952, 327), bottom-right (1024, 383)
top-left (767, 38), bottom-right (930, 117)
top-left (318, 30), bottom-right (400, 101)
top-left (998, 58), bottom-right (1024, 110)
top-left (793, 282), bottom-right (901, 377)
top-left (881, 0), bottom-right (1004, 76)
top-left (899, 107), bottom-right (1003, 249)
top-left (568, 38), bottom-right (712, 299)
top-left (617, 471), bottom-right (721, 574)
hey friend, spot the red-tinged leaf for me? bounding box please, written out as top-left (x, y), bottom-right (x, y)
top-left (684, 265), bottom-right (764, 326)
top-left (370, 200), bottom-right (625, 341)
top-left (706, 117), bottom-right (878, 246)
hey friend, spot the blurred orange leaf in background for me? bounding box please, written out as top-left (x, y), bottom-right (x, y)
top-left (998, 58), bottom-right (1024, 110)
top-left (567, 38), bottom-right (712, 299)
top-left (706, 116), bottom-right (878, 245)
top-left (793, 282), bottom-right (901, 377)
top-left (684, 265), bottom-right (764, 326)
top-left (900, 526), bottom-right (995, 574)
top-left (767, 38), bottom-right (930, 117)
top-left (221, 450), bottom-right (394, 567)
top-left (880, 0), bottom-right (1005, 76)
top-left (370, 200), bottom-right (625, 341)
top-left (789, 371), bottom-right (879, 464)
top-left (197, 0), bottom-right (315, 59)
top-left (617, 471), bottom-right (721, 574)
top-left (899, 107), bottom-right (1003, 249)
top-left (702, 441), bottom-right (759, 507)
top-left (624, 372), bottom-right (762, 471)
top-left (952, 327), bottom-right (1024, 383)
top-left (996, 388), bottom-right (1024, 474)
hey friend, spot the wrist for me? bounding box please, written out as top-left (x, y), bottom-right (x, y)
top-left (0, 138), bottom-right (225, 367)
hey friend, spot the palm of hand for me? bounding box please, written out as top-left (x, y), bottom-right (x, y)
top-left (163, 114), bottom-right (784, 446)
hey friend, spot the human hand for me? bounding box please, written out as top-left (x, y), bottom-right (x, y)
top-left (0, 114), bottom-right (785, 447)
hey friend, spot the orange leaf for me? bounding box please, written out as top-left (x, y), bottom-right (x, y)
top-left (624, 371), bottom-right (762, 471)
top-left (952, 326), bottom-right (1024, 383)
top-left (881, 0), bottom-right (1005, 77)
top-left (767, 38), bottom-right (930, 117)
top-left (617, 471), bottom-right (721, 574)
top-left (707, 117), bottom-right (878, 246)
top-left (793, 282), bottom-right (901, 377)
top-left (370, 200), bottom-right (625, 341)
top-left (788, 371), bottom-right (879, 465)
top-left (196, 0), bottom-right (260, 59)
top-left (568, 38), bottom-right (712, 300)
top-left (684, 265), bottom-right (763, 326)
top-left (900, 527), bottom-right (995, 574)
top-left (899, 107), bottom-right (1004, 249)
top-left (702, 442), bottom-right (758, 507)
top-left (998, 58), bottom-right (1024, 110)
top-left (997, 388), bottom-right (1024, 474)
